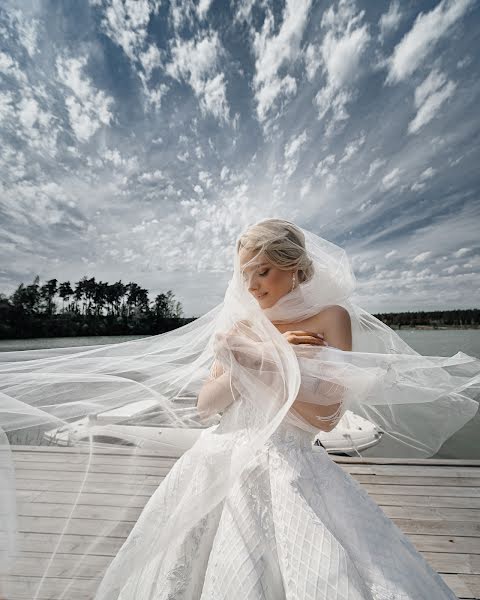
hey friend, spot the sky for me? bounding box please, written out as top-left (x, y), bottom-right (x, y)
top-left (0, 0), bottom-right (479, 318)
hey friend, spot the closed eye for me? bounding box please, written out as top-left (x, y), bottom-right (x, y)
top-left (242, 269), bottom-right (269, 280)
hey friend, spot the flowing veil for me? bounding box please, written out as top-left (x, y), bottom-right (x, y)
top-left (0, 219), bottom-right (478, 599)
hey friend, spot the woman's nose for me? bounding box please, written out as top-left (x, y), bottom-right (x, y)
top-left (246, 277), bottom-right (258, 292)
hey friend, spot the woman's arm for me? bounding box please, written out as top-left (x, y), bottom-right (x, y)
top-left (196, 322), bottom-right (277, 420)
top-left (291, 306), bottom-right (352, 431)
top-left (196, 366), bottom-right (236, 421)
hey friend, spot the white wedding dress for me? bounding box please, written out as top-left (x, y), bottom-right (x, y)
top-left (96, 405), bottom-right (458, 599)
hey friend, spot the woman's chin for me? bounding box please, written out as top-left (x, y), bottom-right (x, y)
top-left (258, 294), bottom-right (274, 307)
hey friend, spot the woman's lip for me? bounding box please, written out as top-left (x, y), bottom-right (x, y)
top-left (256, 293), bottom-right (268, 299)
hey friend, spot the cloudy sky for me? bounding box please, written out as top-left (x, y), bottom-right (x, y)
top-left (0, 0), bottom-right (479, 317)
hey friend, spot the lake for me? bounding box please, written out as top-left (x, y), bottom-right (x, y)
top-left (1, 330), bottom-right (479, 459)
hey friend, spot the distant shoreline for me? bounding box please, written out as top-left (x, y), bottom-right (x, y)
top-left (0, 326), bottom-right (479, 344)
top-left (391, 326), bottom-right (479, 331)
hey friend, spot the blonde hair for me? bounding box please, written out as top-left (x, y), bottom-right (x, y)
top-left (237, 218), bottom-right (314, 283)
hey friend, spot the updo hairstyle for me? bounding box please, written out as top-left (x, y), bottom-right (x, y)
top-left (236, 218), bottom-right (314, 283)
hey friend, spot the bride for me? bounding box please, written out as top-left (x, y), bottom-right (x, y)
top-left (1, 218), bottom-right (478, 599)
top-left (92, 218), bottom-right (476, 599)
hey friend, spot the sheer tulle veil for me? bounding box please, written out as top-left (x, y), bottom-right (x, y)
top-left (0, 218), bottom-right (478, 599)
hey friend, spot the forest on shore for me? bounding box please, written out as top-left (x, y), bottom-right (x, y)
top-left (0, 275), bottom-right (479, 340)
top-left (0, 276), bottom-right (192, 339)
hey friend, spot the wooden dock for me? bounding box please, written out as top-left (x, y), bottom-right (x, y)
top-left (3, 445), bottom-right (480, 599)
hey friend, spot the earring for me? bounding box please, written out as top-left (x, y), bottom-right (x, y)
top-left (291, 272), bottom-right (296, 292)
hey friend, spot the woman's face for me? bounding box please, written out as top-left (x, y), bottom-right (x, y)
top-left (238, 247), bottom-right (295, 309)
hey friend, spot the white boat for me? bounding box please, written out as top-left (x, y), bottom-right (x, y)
top-left (44, 398), bottom-right (383, 457)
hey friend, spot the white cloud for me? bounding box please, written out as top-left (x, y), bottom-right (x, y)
top-left (139, 43), bottom-right (162, 77)
top-left (284, 130), bottom-right (308, 178)
top-left (96, 0), bottom-right (164, 110)
top-left (197, 0), bottom-right (214, 20)
top-left (408, 69), bottom-right (456, 134)
top-left (304, 42), bottom-right (322, 81)
top-left (382, 167), bottom-right (402, 190)
top-left (313, 0), bottom-right (370, 135)
top-left (300, 178), bottom-right (312, 199)
top-left (251, 0), bottom-right (312, 122)
top-left (412, 251), bottom-right (432, 264)
top-left (411, 166), bottom-right (437, 191)
top-left (198, 170), bottom-right (213, 189)
top-left (0, 51), bottom-right (28, 84)
top-left (454, 247), bottom-right (470, 258)
top-left (0, 91), bottom-right (15, 123)
top-left (315, 154), bottom-right (336, 178)
top-left (378, 1), bottom-right (402, 40)
top-left (99, 0), bottom-right (161, 62)
top-left (220, 166), bottom-right (230, 181)
top-left (56, 55), bottom-right (114, 143)
top-left (284, 129), bottom-right (308, 159)
top-left (339, 132), bottom-right (365, 164)
top-left (385, 249), bottom-right (397, 259)
top-left (166, 32), bottom-right (230, 123)
top-left (367, 158), bottom-right (387, 178)
top-left (386, 0), bottom-right (474, 84)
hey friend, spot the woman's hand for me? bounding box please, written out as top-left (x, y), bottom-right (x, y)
top-left (282, 330), bottom-right (328, 347)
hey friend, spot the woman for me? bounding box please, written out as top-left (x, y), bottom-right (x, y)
top-left (1, 219), bottom-right (478, 599)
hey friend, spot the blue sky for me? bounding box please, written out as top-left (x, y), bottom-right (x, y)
top-left (0, 0), bottom-right (479, 317)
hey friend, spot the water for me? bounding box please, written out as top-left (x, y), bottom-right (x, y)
top-left (1, 329), bottom-right (479, 357)
top-left (1, 330), bottom-right (479, 459)
top-left (0, 334), bottom-right (147, 352)
top-left (396, 328), bottom-right (480, 359)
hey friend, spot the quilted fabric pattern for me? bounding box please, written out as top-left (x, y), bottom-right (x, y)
top-left (98, 421), bottom-right (458, 599)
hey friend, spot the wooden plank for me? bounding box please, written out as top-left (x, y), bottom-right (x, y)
top-left (14, 467), bottom-right (169, 483)
top-left (423, 552), bottom-right (480, 575)
top-left (15, 465), bottom-right (480, 488)
top-left (2, 576), bottom-right (100, 600)
top-left (457, 574), bottom-right (480, 598)
top-left (353, 474), bottom-right (480, 487)
top-left (368, 494), bottom-right (480, 509)
top-left (14, 531), bottom-right (480, 557)
top-left (11, 444), bottom-right (176, 456)
top-left (388, 534), bottom-right (480, 554)
top-left (12, 445), bottom-right (480, 465)
top-left (440, 573), bottom-right (476, 600)
top-left (12, 454), bottom-right (480, 483)
top-left (7, 553), bottom-right (112, 578)
top-left (17, 516), bottom-right (136, 537)
top-left (4, 573), bottom-right (476, 600)
top-left (16, 489), bottom-right (154, 508)
top-left (14, 452), bottom-right (178, 472)
top-left (333, 456), bottom-right (480, 466)
top-left (14, 479), bottom-right (160, 494)
top-left (391, 518), bottom-right (480, 537)
top-left (14, 468), bottom-right (480, 498)
top-left (17, 502), bottom-right (142, 521)
top-left (381, 505), bottom-right (480, 523)
top-left (15, 501), bottom-right (480, 526)
top-left (15, 514), bottom-right (480, 539)
top-left (17, 489), bottom-right (480, 511)
top-left (13, 476), bottom-right (480, 498)
top-left (361, 484), bottom-right (480, 498)
top-left (13, 532), bottom-right (126, 556)
top-left (12, 549), bottom-right (477, 578)
top-left (342, 464), bottom-right (480, 478)
top-left (13, 451), bottom-right (480, 475)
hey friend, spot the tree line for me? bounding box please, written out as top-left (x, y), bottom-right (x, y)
top-left (375, 309), bottom-right (480, 329)
top-left (0, 275), bottom-right (193, 339)
top-left (0, 275), bottom-right (478, 340)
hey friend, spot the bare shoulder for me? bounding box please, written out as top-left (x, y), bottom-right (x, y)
top-left (313, 305), bottom-right (352, 351)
